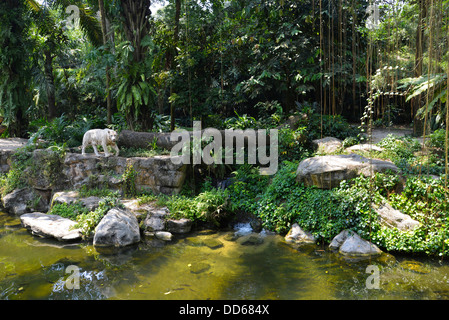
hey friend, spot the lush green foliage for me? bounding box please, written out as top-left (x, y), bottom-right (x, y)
top-left (227, 161), bottom-right (375, 242)
top-left (50, 201), bottom-right (89, 220)
top-left (159, 187), bottom-right (230, 226)
top-left (74, 195), bottom-right (123, 239)
top-left (122, 163), bottom-right (138, 197)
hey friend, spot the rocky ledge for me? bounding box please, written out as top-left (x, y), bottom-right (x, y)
top-left (20, 212), bottom-right (82, 242)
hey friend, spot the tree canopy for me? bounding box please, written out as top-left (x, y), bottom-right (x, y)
top-left (0, 0), bottom-right (447, 138)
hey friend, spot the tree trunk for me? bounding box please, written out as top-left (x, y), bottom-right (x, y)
top-left (413, 0), bottom-right (427, 135)
top-left (44, 50), bottom-right (57, 120)
top-left (98, 0), bottom-right (112, 125)
top-left (170, 0), bottom-right (182, 132)
top-left (352, 0), bottom-right (357, 118)
top-left (120, 0), bottom-right (152, 64)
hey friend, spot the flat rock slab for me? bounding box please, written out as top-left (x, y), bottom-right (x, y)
top-left (20, 212), bottom-right (82, 241)
top-left (296, 153), bottom-right (399, 189)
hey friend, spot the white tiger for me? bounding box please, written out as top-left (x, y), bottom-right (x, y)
top-left (81, 129), bottom-right (119, 157)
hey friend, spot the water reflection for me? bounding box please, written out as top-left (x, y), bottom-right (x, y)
top-left (1, 212), bottom-right (449, 300)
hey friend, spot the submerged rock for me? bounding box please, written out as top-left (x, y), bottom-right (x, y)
top-left (240, 235), bottom-right (264, 246)
top-left (186, 237), bottom-right (223, 249)
top-left (166, 218), bottom-right (192, 234)
top-left (93, 208), bottom-right (140, 247)
top-left (20, 212), bottom-right (82, 241)
top-left (285, 223), bottom-right (316, 244)
top-left (399, 260), bottom-right (431, 274)
top-left (188, 262), bottom-right (211, 274)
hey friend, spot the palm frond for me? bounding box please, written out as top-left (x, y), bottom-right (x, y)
top-left (25, 0), bottom-right (102, 46)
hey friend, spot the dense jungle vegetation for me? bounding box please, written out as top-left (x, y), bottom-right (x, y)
top-left (1, 0), bottom-right (449, 256)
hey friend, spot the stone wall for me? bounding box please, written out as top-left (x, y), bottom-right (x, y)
top-left (2, 149), bottom-right (187, 196)
top-left (63, 153), bottom-right (187, 195)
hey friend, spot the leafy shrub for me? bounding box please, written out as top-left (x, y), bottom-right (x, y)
top-left (0, 169), bottom-right (27, 197)
top-left (427, 128), bottom-right (446, 150)
top-left (163, 187), bottom-right (231, 226)
top-left (0, 145), bottom-right (34, 197)
top-left (74, 196), bottom-right (124, 239)
top-left (78, 186), bottom-right (120, 198)
top-left (253, 161), bottom-right (374, 241)
top-left (377, 134), bottom-right (421, 161)
top-left (50, 202), bottom-right (89, 220)
top-left (224, 111), bottom-right (258, 130)
top-left (342, 136), bottom-right (360, 148)
top-left (226, 164), bottom-right (271, 214)
top-left (278, 127), bottom-right (311, 162)
top-left (122, 163), bottom-right (137, 197)
top-left (255, 100), bottom-right (284, 128)
top-left (307, 114), bottom-right (360, 141)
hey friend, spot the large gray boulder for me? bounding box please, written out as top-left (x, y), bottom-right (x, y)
top-left (296, 153), bottom-right (399, 189)
top-left (329, 230), bottom-right (382, 257)
top-left (20, 212), bottom-right (82, 241)
top-left (2, 188), bottom-right (49, 215)
top-left (375, 202), bottom-right (421, 231)
top-left (93, 208), bottom-right (140, 247)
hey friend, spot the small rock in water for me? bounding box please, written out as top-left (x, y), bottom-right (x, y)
top-left (189, 262), bottom-right (211, 274)
top-left (185, 237), bottom-right (223, 249)
top-left (241, 235), bottom-right (264, 246)
top-left (250, 219), bottom-right (263, 233)
top-left (203, 238), bottom-right (223, 249)
top-left (155, 231), bottom-right (173, 241)
top-left (223, 233), bottom-right (238, 242)
top-left (166, 218), bottom-right (192, 234)
top-left (399, 260), bottom-right (431, 274)
top-left (285, 223), bottom-right (316, 244)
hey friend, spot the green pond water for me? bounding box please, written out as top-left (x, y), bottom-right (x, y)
top-left (2, 211), bottom-right (449, 300)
